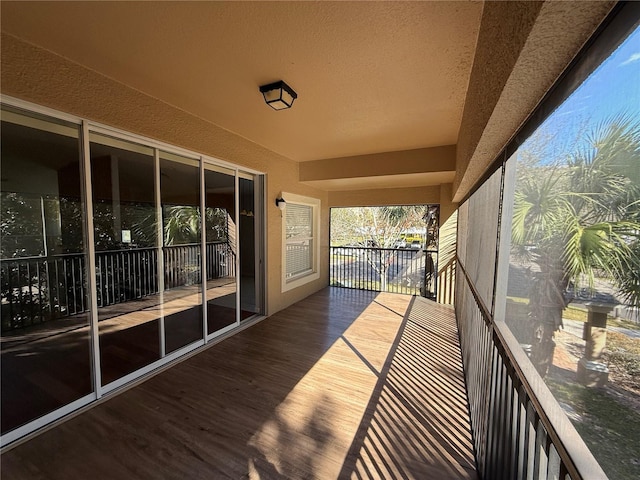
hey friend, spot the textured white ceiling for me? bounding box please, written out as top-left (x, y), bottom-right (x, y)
top-left (1, 1), bottom-right (483, 164)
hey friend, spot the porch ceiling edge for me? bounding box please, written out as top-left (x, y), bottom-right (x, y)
top-left (453, 0), bottom-right (615, 203)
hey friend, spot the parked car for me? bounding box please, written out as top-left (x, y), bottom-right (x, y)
top-left (394, 239), bottom-right (408, 249)
top-left (410, 240), bottom-right (422, 249)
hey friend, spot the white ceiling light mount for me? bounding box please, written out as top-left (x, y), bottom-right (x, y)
top-left (260, 80), bottom-right (298, 110)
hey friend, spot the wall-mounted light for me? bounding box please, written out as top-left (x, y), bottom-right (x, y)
top-left (260, 81), bottom-right (297, 110)
top-left (275, 197), bottom-right (287, 210)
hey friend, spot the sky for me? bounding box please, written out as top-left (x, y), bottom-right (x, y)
top-left (520, 24), bottom-right (640, 163)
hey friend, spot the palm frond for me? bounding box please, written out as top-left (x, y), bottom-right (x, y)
top-left (562, 219), bottom-right (640, 293)
top-left (614, 240), bottom-right (640, 308)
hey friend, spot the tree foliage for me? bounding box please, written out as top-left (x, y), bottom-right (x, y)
top-left (331, 205), bottom-right (435, 248)
top-left (512, 114), bottom-right (640, 312)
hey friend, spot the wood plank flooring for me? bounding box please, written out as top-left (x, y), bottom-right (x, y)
top-left (1, 288), bottom-right (477, 479)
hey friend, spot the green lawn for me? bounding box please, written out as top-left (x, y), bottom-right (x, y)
top-left (506, 295), bottom-right (640, 329)
top-left (507, 295), bottom-right (640, 478)
top-left (546, 375), bottom-right (640, 479)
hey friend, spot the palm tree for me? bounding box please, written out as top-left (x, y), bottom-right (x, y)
top-left (163, 205), bottom-right (229, 246)
top-left (163, 205), bottom-right (201, 245)
top-left (512, 115), bottom-right (640, 377)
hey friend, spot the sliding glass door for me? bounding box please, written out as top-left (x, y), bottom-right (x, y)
top-left (160, 151), bottom-right (203, 354)
top-left (89, 133), bottom-right (161, 386)
top-left (90, 138), bottom-right (265, 390)
top-left (239, 173), bottom-right (264, 320)
top-left (1, 108), bottom-right (93, 436)
top-left (204, 164), bottom-right (238, 336)
top-left (1, 100), bottom-right (265, 444)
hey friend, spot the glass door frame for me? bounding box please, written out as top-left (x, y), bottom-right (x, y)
top-left (202, 161), bottom-right (267, 342)
top-left (0, 95), bottom-right (267, 447)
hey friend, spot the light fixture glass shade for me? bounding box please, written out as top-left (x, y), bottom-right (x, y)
top-left (260, 81), bottom-right (297, 110)
top-left (276, 197), bottom-right (287, 210)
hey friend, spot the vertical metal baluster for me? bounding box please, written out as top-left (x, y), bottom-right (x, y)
top-left (97, 255), bottom-right (103, 308)
top-left (7, 263), bottom-right (15, 328)
top-left (109, 253), bottom-right (115, 305)
top-left (62, 257), bottom-right (69, 313)
top-left (26, 261), bottom-right (34, 326)
top-left (79, 256), bottom-right (86, 313)
top-left (143, 250), bottom-right (147, 296)
top-left (44, 255), bottom-right (53, 318)
top-left (53, 258), bottom-right (64, 317)
top-left (135, 249), bottom-right (138, 297)
top-left (78, 256), bottom-right (84, 313)
top-left (116, 251), bottom-right (122, 303)
top-left (70, 257), bottom-right (77, 314)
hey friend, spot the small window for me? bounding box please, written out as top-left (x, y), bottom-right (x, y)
top-left (282, 192), bottom-right (320, 292)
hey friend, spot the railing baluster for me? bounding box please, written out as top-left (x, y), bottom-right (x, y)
top-left (1, 242), bottom-right (241, 332)
top-left (53, 258), bottom-right (61, 317)
top-left (128, 250), bottom-right (133, 299)
top-left (116, 251), bottom-right (122, 302)
top-left (62, 256), bottom-right (69, 313)
top-left (6, 263), bottom-right (14, 328)
top-left (26, 261), bottom-right (34, 326)
top-left (527, 407), bottom-right (538, 480)
top-left (142, 250), bottom-right (147, 296)
top-left (109, 253), bottom-right (115, 305)
top-left (43, 257), bottom-right (52, 319)
top-left (18, 262), bottom-right (23, 328)
top-left (456, 257), bottom-right (605, 480)
top-left (534, 420), bottom-right (548, 479)
top-left (327, 246), bottom-right (437, 298)
top-left (72, 256), bottom-right (79, 314)
top-left (135, 249), bottom-right (140, 296)
top-left (80, 256), bottom-right (86, 313)
top-left (36, 261), bottom-right (43, 324)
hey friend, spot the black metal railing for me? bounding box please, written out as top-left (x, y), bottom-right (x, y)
top-left (456, 258), bottom-right (607, 480)
top-left (95, 247), bottom-right (159, 308)
top-left (1, 241), bottom-right (235, 332)
top-left (437, 257), bottom-right (456, 305)
top-left (329, 246), bottom-right (437, 298)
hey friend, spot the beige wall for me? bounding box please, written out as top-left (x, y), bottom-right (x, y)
top-left (300, 146), bottom-right (455, 181)
top-left (0, 33), bottom-right (328, 315)
top-left (329, 185), bottom-right (442, 208)
top-left (454, 1), bottom-right (615, 202)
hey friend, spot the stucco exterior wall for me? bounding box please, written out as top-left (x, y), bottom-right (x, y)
top-left (300, 146), bottom-right (455, 181)
top-left (454, 0), bottom-right (615, 202)
top-left (328, 185), bottom-right (442, 208)
top-left (0, 33), bottom-right (328, 315)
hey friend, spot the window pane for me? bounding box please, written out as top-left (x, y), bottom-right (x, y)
top-left (160, 152), bottom-right (203, 353)
top-left (90, 133), bottom-right (161, 386)
top-left (286, 239), bottom-right (313, 278)
top-left (239, 175), bottom-right (261, 319)
top-left (286, 204), bottom-right (313, 239)
top-left (494, 25), bottom-right (640, 479)
top-left (1, 108), bottom-right (92, 434)
top-left (204, 164), bottom-right (236, 335)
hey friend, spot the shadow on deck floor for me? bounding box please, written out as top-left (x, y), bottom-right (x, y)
top-left (1, 287), bottom-right (477, 479)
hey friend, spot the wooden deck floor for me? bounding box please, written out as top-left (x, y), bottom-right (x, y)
top-left (1, 288), bottom-right (477, 479)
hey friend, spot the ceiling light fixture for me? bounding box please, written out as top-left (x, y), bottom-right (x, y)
top-left (259, 81), bottom-right (297, 110)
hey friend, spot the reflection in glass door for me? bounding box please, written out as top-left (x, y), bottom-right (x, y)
top-left (204, 164), bottom-right (237, 336)
top-left (89, 133), bottom-right (161, 386)
top-left (1, 102), bottom-right (267, 444)
top-left (160, 152), bottom-right (203, 353)
top-left (1, 108), bottom-right (93, 436)
top-left (239, 173), bottom-right (264, 320)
